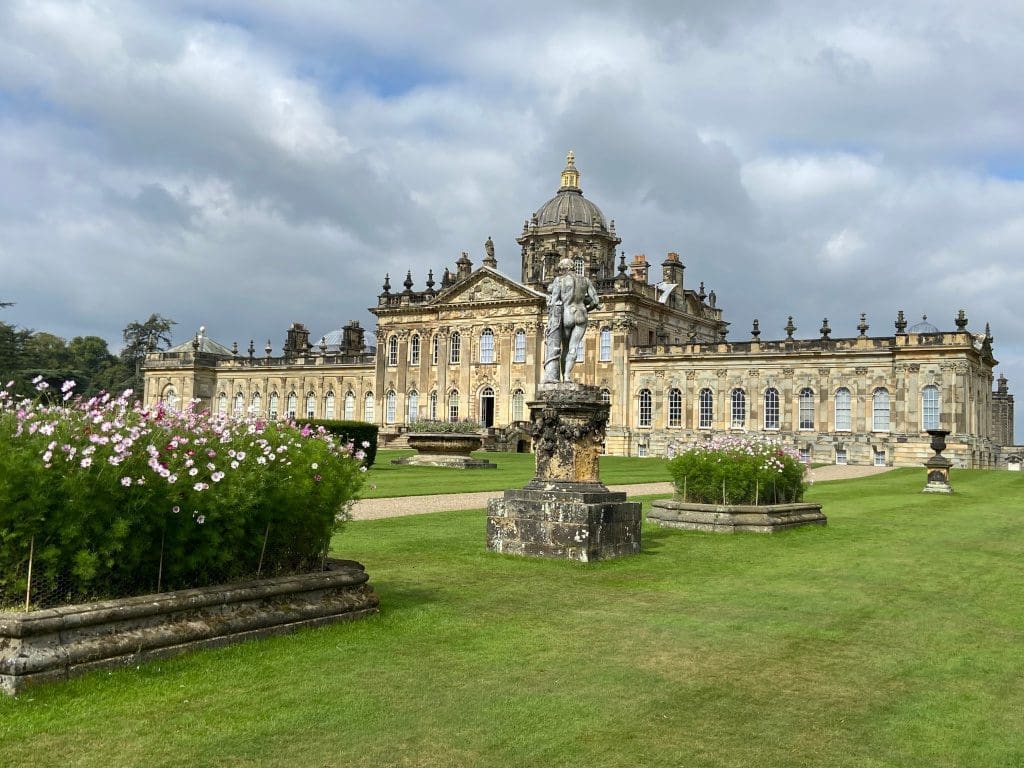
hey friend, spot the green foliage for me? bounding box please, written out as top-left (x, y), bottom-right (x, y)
top-left (121, 313), bottom-right (176, 393)
top-left (667, 435), bottom-right (807, 504)
top-left (0, 386), bottom-right (365, 608)
top-left (296, 419), bottom-right (378, 467)
top-left (407, 419), bottom-right (483, 434)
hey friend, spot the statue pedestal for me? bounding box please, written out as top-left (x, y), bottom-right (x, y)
top-left (486, 383), bottom-right (641, 561)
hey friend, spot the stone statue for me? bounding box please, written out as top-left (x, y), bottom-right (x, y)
top-left (542, 257), bottom-right (600, 382)
top-left (485, 236), bottom-right (495, 259)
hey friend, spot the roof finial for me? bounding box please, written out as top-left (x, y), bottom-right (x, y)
top-left (560, 150), bottom-right (580, 190)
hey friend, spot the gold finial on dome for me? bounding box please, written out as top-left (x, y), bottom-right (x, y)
top-left (560, 149), bottom-right (580, 190)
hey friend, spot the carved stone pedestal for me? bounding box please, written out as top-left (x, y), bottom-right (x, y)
top-left (923, 429), bottom-right (954, 494)
top-left (486, 382), bottom-right (641, 561)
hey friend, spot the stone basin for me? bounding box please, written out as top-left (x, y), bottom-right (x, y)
top-left (392, 433), bottom-right (497, 469)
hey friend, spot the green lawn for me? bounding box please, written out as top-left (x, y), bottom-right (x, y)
top-left (3, 469), bottom-right (1023, 767)
top-left (361, 449), bottom-right (672, 498)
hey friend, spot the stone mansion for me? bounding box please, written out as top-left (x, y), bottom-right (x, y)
top-left (143, 153), bottom-right (1015, 468)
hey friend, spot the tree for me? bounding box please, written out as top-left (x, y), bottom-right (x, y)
top-left (121, 314), bottom-right (176, 395)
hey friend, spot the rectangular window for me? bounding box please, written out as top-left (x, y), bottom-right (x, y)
top-left (798, 448), bottom-right (811, 463)
top-left (873, 449), bottom-right (886, 466)
top-left (764, 389), bottom-right (780, 430)
top-left (873, 390), bottom-right (890, 432)
top-left (638, 391), bottom-right (652, 428)
top-left (599, 329), bottom-right (612, 362)
top-left (922, 386), bottom-right (940, 430)
top-left (835, 448), bottom-right (847, 465)
top-left (835, 389), bottom-right (852, 431)
top-left (513, 331), bottom-right (526, 363)
top-left (637, 444), bottom-right (648, 458)
top-left (410, 336), bottom-right (420, 366)
top-left (668, 390), bottom-right (682, 427)
top-left (798, 389), bottom-right (814, 430)
top-left (449, 334), bottom-right (461, 365)
top-left (699, 390), bottom-right (713, 429)
top-left (448, 393), bottom-right (459, 422)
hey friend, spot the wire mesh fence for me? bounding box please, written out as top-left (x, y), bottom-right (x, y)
top-left (1, 526), bottom-right (335, 612)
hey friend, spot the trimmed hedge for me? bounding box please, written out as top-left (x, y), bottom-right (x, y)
top-left (296, 419), bottom-right (378, 467)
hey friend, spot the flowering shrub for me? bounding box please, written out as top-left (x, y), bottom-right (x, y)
top-left (666, 436), bottom-right (807, 505)
top-left (407, 419), bottom-right (483, 434)
top-left (0, 380), bottom-right (366, 608)
top-left (296, 419), bottom-right (378, 467)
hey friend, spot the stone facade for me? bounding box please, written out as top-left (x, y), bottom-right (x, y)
top-left (143, 153), bottom-right (1014, 468)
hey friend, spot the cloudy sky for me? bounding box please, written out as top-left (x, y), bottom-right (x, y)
top-left (1, 1), bottom-right (1022, 436)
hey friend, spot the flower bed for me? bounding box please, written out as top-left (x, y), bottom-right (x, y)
top-left (652, 436), bottom-right (823, 533)
top-left (0, 380), bottom-right (368, 609)
top-left (666, 435), bottom-right (807, 505)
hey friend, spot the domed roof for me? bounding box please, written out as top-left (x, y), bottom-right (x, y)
top-left (532, 150), bottom-right (608, 229)
top-left (908, 314), bottom-right (939, 333)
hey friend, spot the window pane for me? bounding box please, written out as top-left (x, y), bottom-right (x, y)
top-left (599, 328), bottom-right (612, 362)
top-left (450, 333), bottom-right (461, 364)
top-left (835, 388), bottom-right (851, 431)
top-left (448, 391), bottom-right (459, 421)
top-left (325, 392), bottom-right (335, 419)
top-left (922, 385), bottom-right (939, 430)
top-left (512, 390), bottom-right (524, 421)
top-left (385, 391), bottom-right (396, 424)
top-left (799, 388), bottom-right (814, 430)
top-left (730, 389), bottom-right (746, 428)
top-left (514, 331), bottom-right (526, 363)
top-left (699, 389), bottom-right (713, 428)
top-left (638, 389), bottom-right (652, 427)
top-left (407, 391), bottom-right (418, 422)
top-left (480, 329), bottom-right (494, 363)
top-left (668, 388), bottom-right (682, 427)
top-left (364, 393), bottom-right (374, 422)
top-left (873, 388), bottom-right (890, 431)
top-left (410, 335), bottom-right (420, 365)
top-left (388, 336), bottom-right (398, 366)
top-left (344, 393), bottom-right (354, 420)
top-left (764, 388), bottom-right (780, 430)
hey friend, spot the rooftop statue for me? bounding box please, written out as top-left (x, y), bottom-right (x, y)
top-left (542, 257), bottom-right (600, 383)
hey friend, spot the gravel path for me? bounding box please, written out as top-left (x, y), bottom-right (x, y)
top-left (350, 464), bottom-right (893, 521)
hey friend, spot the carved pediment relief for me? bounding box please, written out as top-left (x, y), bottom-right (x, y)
top-left (436, 269), bottom-right (544, 307)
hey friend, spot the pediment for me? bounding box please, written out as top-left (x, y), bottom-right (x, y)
top-left (434, 267), bottom-right (544, 306)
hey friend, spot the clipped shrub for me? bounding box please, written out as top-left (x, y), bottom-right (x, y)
top-left (407, 419), bottom-right (483, 434)
top-left (0, 380), bottom-right (367, 608)
top-left (297, 419), bottom-right (378, 467)
top-left (666, 436), bottom-right (807, 505)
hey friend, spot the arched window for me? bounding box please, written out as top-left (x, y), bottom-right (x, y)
top-left (798, 388), bottom-right (815, 430)
top-left (343, 392), bottom-right (355, 420)
top-left (699, 388), bottom-right (714, 429)
top-left (407, 390), bottom-right (419, 422)
top-left (363, 392), bottom-right (375, 422)
top-left (480, 328), bottom-right (495, 363)
top-left (305, 392), bottom-right (316, 419)
top-left (512, 389), bottom-right (525, 421)
top-left (872, 388), bottom-right (890, 431)
top-left (447, 390), bottom-right (459, 422)
top-left (387, 336), bottom-right (398, 366)
top-left (251, 391), bottom-right (261, 416)
top-left (410, 334), bottom-right (420, 366)
top-left (269, 392), bottom-right (280, 419)
top-left (668, 388), bottom-right (682, 427)
top-left (217, 393), bottom-right (228, 416)
top-left (431, 335), bottom-right (439, 365)
top-left (764, 388), bottom-right (780, 430)
top-left (731, 389), bottom-right (746, 429)
top-left (513, 330), bottom-right (526, 363)
top-left (429, 390), bottom-right (438, 420)
top-left (638, 389), bottom-right (652, 428)
top-left (834, 388), bottom-right (852, 431)
top-left (325, 391), bottom-right (335, 419)
top-left (922, 385), bottom-right (940, 430)
top-left (286, 392), bottom-right (297, 419)
top-left (385, 391), bottom-right (397, 424)
top-left (573, 255), bottom-right (584, 275)
top-left (234, 392), bottom-right (245, 416)
top-left (599, 328), bottom-right (612, 361)
top-left (449, 332), bottom-right (461, 364)
top-left (162, 386), bottom-right (178, 409)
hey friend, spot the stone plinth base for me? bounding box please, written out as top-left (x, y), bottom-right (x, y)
top-left (0, 560), bottom-right (378, 696)
top-left (648, 499), bottom-right (826, 533)
top-left (922, 481), bottom-right (954, 494)
top-left (391, 454), bottom-right (497, 469)
top-left (487, 488), bottom-right (641, 562)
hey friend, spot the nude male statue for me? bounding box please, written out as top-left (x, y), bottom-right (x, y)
top-left (542, 257), bottom-right (601, 383)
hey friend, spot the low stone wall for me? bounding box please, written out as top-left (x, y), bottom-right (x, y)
top-left (648, 499), bottom-right (826, 533)
top-left (0, 560), bottom-right (378, 696)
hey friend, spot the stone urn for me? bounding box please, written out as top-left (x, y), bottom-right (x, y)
top-left (392, 433), bottom-right (496, 469)
top-left (923, 428), bottom-right (953, 493)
